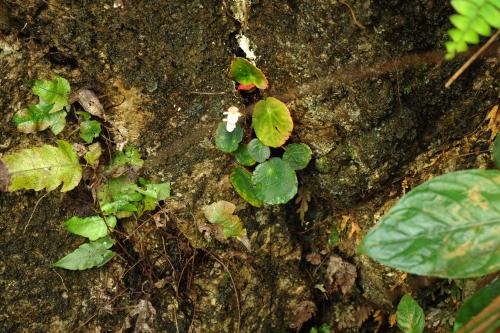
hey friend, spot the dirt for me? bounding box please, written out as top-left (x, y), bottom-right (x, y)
top-left (0, 0), bottom-right (498, 332)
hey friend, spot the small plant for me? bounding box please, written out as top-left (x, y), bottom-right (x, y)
top-left (215, 58), bottom-right (312, 206)
top-left (13, 76), bottom-right (71, 135)
top-left (1, 76), bottom-right (170, 270)
top-left (445, 0), bottom-right (500, 59)
top-left (309, 323), bottom-right (330, 333)
top-left (396, 294), bottom-right (425, 333)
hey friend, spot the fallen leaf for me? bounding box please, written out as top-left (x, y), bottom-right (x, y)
top-left (326, 255), bottom-right (357, 295)
top-left (305, 253), bottom-right (322, 265)
top-left (485, 105), bottom-right (499, 141)
top-left (290, 300), bottom-right (317, 329)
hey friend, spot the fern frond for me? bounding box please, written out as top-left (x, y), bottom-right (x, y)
top-left (445, 0), bottom-right (500, 60)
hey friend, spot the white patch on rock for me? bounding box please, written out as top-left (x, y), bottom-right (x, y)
top-left (237, 33), bottom-right (257, 61)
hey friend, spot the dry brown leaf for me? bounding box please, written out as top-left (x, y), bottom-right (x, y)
top-left (305, 253), bottom-right (322, 265)
top-left (485, 104), bottom-right (499, 141)
top-left (326, 255), bottom-right (357, 295)
top-left (389, 313), bottom-right (397, 327)
top-left (295, 187), bottom-right (311, 224)
top-left (372, 310), bottom-right (384, 333)
top-left (355, 305), bottom-right (373, 328)
top-left (290, 300), bottom-right (317, 329)
top-left (348, 221), bottom-right (361, 240)
top-left (339, 215), bottom-right (350, 232)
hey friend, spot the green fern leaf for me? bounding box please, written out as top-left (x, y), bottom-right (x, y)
top-left (445, 0), bottom-right (499, 59)
top-left (0, 140), bottom-right (82, 192)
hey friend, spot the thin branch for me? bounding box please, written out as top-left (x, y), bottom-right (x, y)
top-left (445, 30), bottom-right (500, 88)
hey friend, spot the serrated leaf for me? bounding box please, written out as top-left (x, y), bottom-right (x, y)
top-left (252, 158), bottom-right (298, 205)
top-left (359, 169), bottom-right (500, 278)
top-left (79, 118), bottom-right (102, 143)
top-left (203, 200), bottom-right (247, 239)
top-left (215, 122), bottom-right (243, 153)
top-left (0, 140), bottom-right (82, 192)
top-left (84, 142), bottom-right (102, 167)
top-left (252, 97), bottom-right (293, 148)
top-left (396, 294), bottom-right (425, 333)
top-left (247, 138), bottom-right (270, 163)
top-left (230, 166), bottom-right (263, 207)
top-left (105, 145), bottom-right (144, 177)
top-left (235, 144), bottom-right (256, 166)
top-left (65, 215), bottom-right (116, 241)
top-left (493, 134), bottom-right (500, 168)
top-left (54, 237), bottom-right (115, 270)
top-left (31, 76), bottom-right (70, 112)
top-left (454, 279), bottom-right (500, 332)
top-left (283, 143), bottom-right (312, 170)
top-left (230, 57), bottom-right (268, 89)
top-left (13, 104), bottom-right (67, 135)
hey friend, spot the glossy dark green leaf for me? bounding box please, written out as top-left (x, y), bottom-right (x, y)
top-left (215, 122), bottom-right (243, 153)
top-left (53, 237), bottom-right (115, 270)
top-left (247, 138), bottom-right (270, 163)
top-left (252, 158), bottom-right (298, 205)
top-left (230, 57), bottom-right (268, 89)
top-left (252, 97), bottom-right (293, 148)
top-left (493, 134), bottom-right (500, 168)
top-left (454, 279), bottom-right (500, 332)
top-left (230, 166), bottom-right (262, 207)
top-left (396, 294), bottom-right (425, 333)
top-left (283, 143), bottom-right (312, 170)
top-left (359, 169), bottom-right (500, 278)
top-left (235, 144), bottom-right (256, 166)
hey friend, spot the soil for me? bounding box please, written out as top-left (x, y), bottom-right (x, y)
top-left (0, 0), bottom-right (498, 332)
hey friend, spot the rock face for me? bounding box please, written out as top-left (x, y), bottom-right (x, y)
top-left (0, 0), bottom-right (497, 332)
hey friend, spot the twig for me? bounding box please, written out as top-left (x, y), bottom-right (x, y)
top-left (23, 191), bottom-right (50, 234)
top-left (339, 0), bottom-right (365, 29)
top-left (445, 30), bottom-right (500, 88)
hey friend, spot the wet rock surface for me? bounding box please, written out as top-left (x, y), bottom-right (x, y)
top-left (0, 0), bottom-right (498, 332)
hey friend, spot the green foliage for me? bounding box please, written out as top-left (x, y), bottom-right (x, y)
top-left (98, 176), bottom-right (170, 218)
top-left (84, 142), bottom-right (102, 167)
top-left (53, 237), bottom-right (115, 270)
top-left (0, 140), bottom-right (82, 192)
top-left (105, 145), bottom-right (144, 176)
top-left (30, 76), bottom-right (71, 112)
top-left (247, 138), bottom-right (270, 163)
top-left (454, 279), bottom-right (500, 332)
top-left (493, 133), bottom-right (500, 168)
top-left (283, 143), bottom-right (312, 170)
top-left (14, 103), bottom-right (67, 135)
top-left (65, 216), bottom-right (117, 241)
top-left (203, 200), bottom-right (247, 240)
top-left (78, 111), bottom-right (102, 143)
top-left (230, 166), bottom-right (263, 207)
top-left (445, 0), bottom-right (500, 59)
top-left (235, 144), bottom-right (256, 166)
top-left (230, 57), bottom-right (269, 89)
top-left (359, 169), bottom-right (500, 278)
top-left (396, 294), bottom-right (425, 333)
top-left (252, 97), bottom-right (293, 148)
top-left (215, 122), bottom-right (243, 153)
top-left (310, 323), bottom-right (331, 333)
top-left (14, 76), bottom-right (71, 135)
top-left (253, 158), bottom-right (298, 205)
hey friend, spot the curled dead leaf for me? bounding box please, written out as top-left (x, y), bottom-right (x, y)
top-left (326, 255), bottom-right (357, 295)
top-left (290, 300), bottom-right (317, 329)
top-left (74, 89), bottom-right (106, 119)
top-left (305, 253), bottom-right (322, 265)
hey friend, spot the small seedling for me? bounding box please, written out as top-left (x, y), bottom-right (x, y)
top-left (216, 59), bottom-right (312, 206)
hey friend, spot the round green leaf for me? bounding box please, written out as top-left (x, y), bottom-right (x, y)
top-left (283, 143), bottom-right (312, 170)
top-left (247, 138), bottom-right (270, 163)
top-left (235, 144), bottom-right (256, 166)
top-left (215, 122), bottom-right (243, 153)
top-left (230, 166), bottom-right (262, 207)
top-left (230, 57), bottom-right (268, 89)
top-left (252, 158), bottom-right (298, 205)
top-left (396, 294), bottom-right (425, 333)
top-left (252, 97), bottom-right (293, 148)
top-left (359, 169), bottom-right (500, 278)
